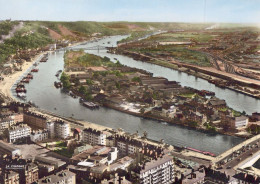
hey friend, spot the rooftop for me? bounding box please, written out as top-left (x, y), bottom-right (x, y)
top-left (37, 170), bottom-right (75, 184)
top-left (0, 140), bottom-right (20, 153)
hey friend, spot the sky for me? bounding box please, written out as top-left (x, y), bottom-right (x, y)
top-left (0, 0), bottom-right (259, 23)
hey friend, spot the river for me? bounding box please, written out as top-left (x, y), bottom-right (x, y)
top-left (12, 35), bottom-right (257, 155)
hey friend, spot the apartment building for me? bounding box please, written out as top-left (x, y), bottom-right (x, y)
top-left (0, 117), bottom-right (15, 134)
top-left (115, 135), bottom-right (142, 156)
top-left (54, 120), bottom-right (70, 139)
top-left (21, 163), bottom-right (39, 184)
top-left (30, 129), bottom-right (49, 142)
top-left (23, 111), bottom-right (48, 129)
top-left (82, 128), bottom-right (106, 146)
top-left (47, 120), bottom-right (70, 139)
top-left (11, 113), bottom-right (24, 123)
top-left (46, 121), bottom-right (55, 139)
top-left (8, 124), bottom-right (31, 143)
top-left (132, 155), bottom-right (174, 184)
top-left (0, 171), bottom-right (19, 184)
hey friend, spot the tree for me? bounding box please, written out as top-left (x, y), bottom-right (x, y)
top-left (131, 76), bottom-right (141, 83)
top-left (60, 72), bottom-right (71, 89)
top-left (86, 79), bottom-right (93, 85)
top-left (103, 56), bottom-right (110, 62)
top-left (79, 86), bottom-right (86, 94)
top-left (68, 140), bottom-right (77, 152)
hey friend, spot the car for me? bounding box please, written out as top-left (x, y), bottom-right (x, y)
top-left (227, 166), bottom-right (231, 169)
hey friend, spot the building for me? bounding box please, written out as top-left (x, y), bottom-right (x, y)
top-left (47, 120), bottom-right (70, 139)
top-left (71, 145), bottom-right (111, 165)
top-left (132, 155), bottom-right (174, 184)
top-left (101, 174), bottom-right (132, 184)
top-left (23, 111), bottom-right (48, 129)
top-left (30, 129), bottom-right (49, 142)
top-left (0, 170), bottom-right (19, 184)
top-left (179, 169), bottom-right (205, 184)
top-left (0, 117), bottom-right (15, 134)
top-left (11, 113), bottom-right (24, 124)
top-left (46, 121), bottom-right (55, 139)
top-left (108, 147), bottom-right (118, 165)
top-left (231, 116), bottom-right (249, 129)
top-left (208, 97), bottom-right (226, 108)
top-left (252, 112), bottom-right (260, 121)
top-left (35, 156), bottom-right (66, 169)
top-left (109, 156), bottom-right (134, 171)
top-left (20, 163), bottom-right (39, 184)
top-left (37, 169), bottom-right (76, 184)
top-left (233, 172), bottom-right (260, 184)
top-left (82, 128), bottom-right (106, 146)
top-left (8, 124), bottom-right (31, 143)
top-left (54, 120), bottom-right (70, 139)
top-left (106, 136), bottom-right (115, 147)
top-left (115, 135), bottom-right (142, 156)
top-left (0, 140), bottom-right (21, 157)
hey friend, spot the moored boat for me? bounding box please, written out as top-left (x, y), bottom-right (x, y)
top-left (54, 81), bottom-right (62, 88)
top-left (82, 101), bottom-right (99, 109)
top-left (17, 92), bottom-right (26, 99)
top-left (31, 68), bottom-right (39, 72)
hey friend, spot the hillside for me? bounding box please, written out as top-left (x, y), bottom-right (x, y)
top-left (0, 20), bottom-right (258, 65)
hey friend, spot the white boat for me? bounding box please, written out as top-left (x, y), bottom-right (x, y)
top-left (17, 92), bottom-right (26, 99)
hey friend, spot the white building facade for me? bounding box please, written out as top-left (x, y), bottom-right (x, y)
top-left (55, 120), bottom-right (70, 139)
top-left (8, 124), bottom-right (31, 143)
top-left (137, 155), bottom-right (174, 184)
top-left (82, 128), bottom-right (106, 146)
top-left (30, 129), bottom-right (49, 142)
top-left (46, 120), bottom-right (70, 139)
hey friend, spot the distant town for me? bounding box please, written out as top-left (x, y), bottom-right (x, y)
top-left (0, 18), bottom-right (260, 184)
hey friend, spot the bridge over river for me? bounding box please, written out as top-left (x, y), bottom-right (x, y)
top-left (65, 45), bottom-right (115, 51)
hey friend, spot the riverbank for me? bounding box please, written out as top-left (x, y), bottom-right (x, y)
top-left (111, 49), bottom-right (260, 100)
top-left (102, 103), bottom-right (251, 139)
top-left (0, 38), bottom-right (93, 102)
top-left (0, 53), bottom-right (44, 101)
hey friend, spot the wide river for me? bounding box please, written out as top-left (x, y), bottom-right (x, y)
top-left (13, 35), bottom-right (260, 155)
